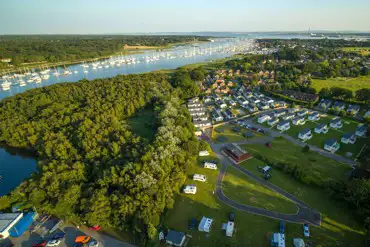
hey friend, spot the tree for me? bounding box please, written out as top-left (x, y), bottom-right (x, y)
top-left (302, 145), bottom-right (310, 153)
top-left (355, 89), bottom-right (370, 103)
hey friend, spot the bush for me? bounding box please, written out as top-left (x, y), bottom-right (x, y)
top-left (215, 128), bottom-right (224, 133)
top-left (302, 145), bottom-right (310, 153)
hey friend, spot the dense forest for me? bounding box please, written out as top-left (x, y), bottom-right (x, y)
top-left (0, 35), bottom-right (210, 67)
top-left (0, 71), bottom-right (202, 243)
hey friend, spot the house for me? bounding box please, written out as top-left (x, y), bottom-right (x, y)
top-left (315, 124), bottom-right (328, 134)
top-left (288, 108), bottom-right (299, 113)
top-left (330, 118), bottom-right (343, 129)
top-left (271, 233), bottom-right (286, 247)
top-left (229, 100), bottom-right (237, 107)
top-left (237, 96), bottom-right (249, 105)
top-left (250, 96), bottom-right (260, 104)
top-left (274, 109), bottom-right (287, 118)
top-left (277, 121), bottom-right (290, 131)
top-left (222, 143), bottom-right (253, 164)
top-left (198, 217), bottom-right (213, 233)
top-left (333, 101), bottom-right (346, 111)
top-left (297, 109), bottom-right (308, 117)
top-left (258, 114), bottom-right (272, 123)
top-left (268, 118), bottom-right (279, 126)
top-left (216, 99), bottom-right (227, 109)
top-left (298, 128), bottom-right (312, 141)
top-left (341, 133), bottom-right (356, 144)
top-left (264, 97), bottom-right (274, 104)
top-left (318, 99), bottom-right (333, 110)
top-left (292, 116), bottom-right (305, 125)
top-left (183, 185), bottom-right (197, 194)
top-left (166, 230), bottom-right (186, 247)
top-left (308, 112), bottom-right (320, 121)
top-left (212, 111), bottom-right (224, 122)
top-left (282, 113), bottom-right (295, 121)
top-left (347, 104), bottom-right (360, 115)
top-left (204, 96), bottom-right (213, 103)
top-left (0, 213), bottom-right (23, 239)
top-left (356, 125), bottom-right (368, 137)
top-left (258, 102), bottom-right (270, 111)
top-left (225, 109), bottom-right (235, 119)
top-left (187, 97), bottom-right (201, 108)
top-left (324, 139), bottom-right (340, 153)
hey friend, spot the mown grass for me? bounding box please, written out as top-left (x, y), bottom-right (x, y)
top-left (342, 47), bottom-right (370, 56)
top-left (311, 75), bottom-right (370, 93)
top-left (223, 166), bottom-right (297, 214)
top-left (212, 124), bottom-right (262, 143)
top-left (241, 138), bottom-right (351, 183)
top-left (128, 106), bottom-right (157, 141)
top-left (162, 150), bottom-right (365, 247)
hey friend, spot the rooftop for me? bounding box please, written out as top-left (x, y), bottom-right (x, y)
top-left (325, 139), bottom-right (337, 146)
top-left (225, 143), bottom-right (248, 157)
top-left (300, 128), bottom-right (311, 135)
top-left (0, 213), bottom-right (22, 232)
top-left (166, 230), bottom-right (185, 245)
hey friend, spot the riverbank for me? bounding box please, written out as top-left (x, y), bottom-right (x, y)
top-left (0, 40), bottom-right (210, 75)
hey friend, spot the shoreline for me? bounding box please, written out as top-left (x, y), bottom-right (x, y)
top-left (0, 40), bottom-right (210, 75)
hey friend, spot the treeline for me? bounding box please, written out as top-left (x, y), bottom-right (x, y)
top-left (0, 35), bottom-right (210, 66)
top-left (319, 87), bottom-right (370, 104)
top-left (0, 72), bottom-right (200, 243)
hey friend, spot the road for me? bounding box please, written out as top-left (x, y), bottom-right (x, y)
top-left (210, 141), bottom-right (322, 226)
top-left (242, 117), bottom-right (356, 166)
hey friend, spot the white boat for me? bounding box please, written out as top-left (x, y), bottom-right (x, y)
top-left (34, 77), bottom-right (42, 83)
top-left (1, 81), bottom-right (11, 90)
top-left (19, 80), bottom-right (26, 87)
top-left (83, 69), bottom-right (88, 74)
top-left (74, 70), bottom-right (79, 74)
top-left (41, 74), bottom-right (50, 80)
top-left (27, 78), bottom-right (34, 83)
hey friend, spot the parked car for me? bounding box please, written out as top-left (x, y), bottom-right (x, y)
top-left (46, 239), bottom-right (62, 247)
top-left (89, 225), bottom-right (101, 231)
top-left (75, 236), bottom-right (91, 244)
top-left (188, 218), bottom-right (197, 230)
top-left (229, 212), bottom-right (235, 222)
top-left (264, 173), bottom-right (272, 180)
top-left (303, 223), bottom-right (310, 237)
top-left (52, 233), bottom-right (65, 240)
top-left (32, 240), bottom-right (47, 247)
top-left (88, 241), bottom-right (100, 247)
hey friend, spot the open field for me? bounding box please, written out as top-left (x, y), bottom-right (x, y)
top-left (212, 124), bottom-right (262, 143)
top-left (241, 138), bottom-right (351, 183)
top-left (240, 157), bottom-right (365, 246)
top-left (163, 149), bottom-right (365, 246)
top-left (311, 75), bottom-right (370, 93)
top-left (342, 47), bottom-right (370, 56)
top-left (223, 166), bottom-right (297, 214)
top-left (128, 106), bottom-right (157, 141)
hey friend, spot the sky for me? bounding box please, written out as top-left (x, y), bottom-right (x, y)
top-left (1, 0), bottom-right (369, 34)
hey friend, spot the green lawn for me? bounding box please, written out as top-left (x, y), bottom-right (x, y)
top-left (128, 106), bottom-right (157, 141)
top-left (223, 166), bottom-right (297, 214)
top-left (162, 152), bottom-right (365, 247)
top-left (311, 75), bottom-right (370, 93)
top-left (212, 124), bottom-right (262, 143)
top-left (240, 157), bottom-right (366, 246)
top-left (342, 47), bottom-right (370, 56)
top-left (241, 138), bottom-right (351, 184)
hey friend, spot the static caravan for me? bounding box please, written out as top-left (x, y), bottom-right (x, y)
top-left (203, 162), bottom-right (218, 170)
top-left (199, 151), bottom-right (210, 156)
top-left (193, 174), bottom-right (207, 182)
top-left (183, 185), bottom-right (197, 194)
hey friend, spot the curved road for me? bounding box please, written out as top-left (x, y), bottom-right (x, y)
top-left (210, 141), bottom-right (322, 226)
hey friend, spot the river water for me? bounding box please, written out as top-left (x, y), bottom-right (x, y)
top-left (0, 33), bottom-right (348, 195)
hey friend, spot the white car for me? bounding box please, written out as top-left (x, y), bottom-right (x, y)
top-left (303, 223), bottom-right (310, 237)
top-left (46, 239), bottom-right (62, 246)
top-left (89, 241), bottom-right (100, 247)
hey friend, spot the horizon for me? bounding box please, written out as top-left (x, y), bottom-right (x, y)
top-left (1, 0), bottom-right (370, 34)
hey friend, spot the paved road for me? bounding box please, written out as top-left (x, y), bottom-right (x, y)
top-left (210, 142), bottom-right (322, 226)
top-left (243, 116), bottom-right (356, 166)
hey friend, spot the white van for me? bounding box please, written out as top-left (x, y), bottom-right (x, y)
top-left (204, 162), bottom-right (218, 170)
top-left (193, 174), bottom-right (207, 182)
top-left (183, 185), bottom-right (197, 194)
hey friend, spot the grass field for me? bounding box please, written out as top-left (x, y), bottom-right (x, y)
top-left (241, 138), bottom-right (351, 184)
top-left (212, 124), bottom-right (262, 143)
top-left (311, 75), bottom-right (370, 93)
top-left (223, 166), bottom-right (297, 214)
top-left (239, 157), bottom-right (366, 246)
top-left (342, 47), bottom-right (370, 56)
top-left (128, 106), bottom-right (157, 141)
top-left (162, 149), bottom-right (365, 246)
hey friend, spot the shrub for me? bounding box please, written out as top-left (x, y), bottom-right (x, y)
top-left (302, 145), bottom-right (310, 153)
